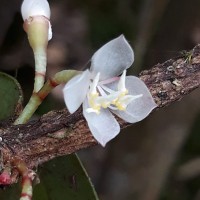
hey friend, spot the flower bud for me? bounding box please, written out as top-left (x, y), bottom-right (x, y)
top-left (21, 0), bottom-right (52, 48)
top-left (21, 0), bottom-right (50, 21)
top-left (23, 16), bottom-right (50, 50)
top-left (21, 0), bottom-right (52, 92)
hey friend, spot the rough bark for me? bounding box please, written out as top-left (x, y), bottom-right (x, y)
top-left (0, 44), bottom-right (199, 183)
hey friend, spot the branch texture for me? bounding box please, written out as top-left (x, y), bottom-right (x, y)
top-left (0, 44), bottom-right (200, 183)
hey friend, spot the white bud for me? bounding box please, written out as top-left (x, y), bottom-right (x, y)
top-left (21, 0), bottom-right (51, 21)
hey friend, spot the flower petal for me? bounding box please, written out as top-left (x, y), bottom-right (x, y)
top-left (63, 70), bottom-right (90, 113)
top-left (83, 100), bottom-right (120, 147)
top-left (48, 21), bottom-right (52, 40)
top-left (21, 0), bottom-right (51, 21)
top-left (112, 76), bottom-right (157, 123)
top-left (91, 35), bottom-right (134, 80)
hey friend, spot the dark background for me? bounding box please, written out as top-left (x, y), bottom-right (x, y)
top-left (0, 0), bottom-right (200, 199)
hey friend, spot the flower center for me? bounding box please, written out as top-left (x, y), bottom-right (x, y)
top-left (86, 70), bottom-right (142, 114)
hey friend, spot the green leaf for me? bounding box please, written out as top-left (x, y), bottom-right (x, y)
top-left (0, 183), bottom-right (21, 200)
top-left (0, 72), bottom-right (23, 120)
top-left (33, 154), bottom-right (99, 200)
top-left (0, 154), bottom-right (99, 200)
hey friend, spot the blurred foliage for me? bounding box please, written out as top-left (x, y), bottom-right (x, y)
top-left (76, 0), bottom-right (137, 47)
top-left (160, 114), bottom-right (200, 200)
top-left (181, 114), bottom-right (200, 161)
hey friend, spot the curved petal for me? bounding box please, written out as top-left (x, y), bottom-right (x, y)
top-left (83, 100), bottom-right (120, 147)
top-left (48, 21), bottom-right (52, 40)
top-left (21, 0), bottom-right (50, 21)
top-left (63, 70), bottom-right (90, 114)
top-left (111, 76), bottom-right (157, 123)
top-left (91, 35), bottom-right (134, 80)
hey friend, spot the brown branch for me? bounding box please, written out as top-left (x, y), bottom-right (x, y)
top-left (0, 44), bottom-right (200, 184)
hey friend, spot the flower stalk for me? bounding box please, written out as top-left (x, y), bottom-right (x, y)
top-left (14, 70), bottom-right (80, 125)
top-left (16, 0), bottom-right (54, 124)
top-left (21, 0), bottom-right (52, 93)
top-left (13, 158), bottom-right (35, 200)
top-left (23, 16), bottom-right (49, 93)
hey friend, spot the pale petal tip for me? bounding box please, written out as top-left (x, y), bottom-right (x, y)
top-left (96, 129), bottom-right (121, 147)
top-left (21, 0), bottom-right (51, 21)
top-left (94, 133), bottom-right (115, 147)
top-left (99, 134), bottom-right (116, 147)
top-left (151, 100), bottom-right (158, 112)
top-left (144, 100), bottom-right (157, 118)
top-left (147, 93), bottom-right (158, 110)
top-left (138, 96), bottom-right (158, 120)
top-left (121, 35), bottom-right (134, 62)
top-left (99, 141), bottom-right (106, 147)
top-left (114, 34), bottom-right (135, 67)
top-left (153, 100), bottom-right (158, 108)
top-left (91, 34), bottom-right (134, 79)
top-left (89, 120), bottom-right (120, 147)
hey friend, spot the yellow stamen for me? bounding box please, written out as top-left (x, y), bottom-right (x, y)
top-left (86, 70), bottom-right (142, 114)
top-left (101, 102), bottom-right (110, 108)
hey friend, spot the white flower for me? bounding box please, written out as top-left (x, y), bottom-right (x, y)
top-left (63, 35), bottom-right (157, 146)
top-left (21, 0), bottom-right (52, 40)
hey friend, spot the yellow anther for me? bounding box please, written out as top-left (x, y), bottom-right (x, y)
top-left (124, 89), bottom-right (128, 95)
top-left (115, 101), bottom-right (126, 110)
top-left (111, 99), bottom-right (117, 104)
top-left (101, 102), bottom-right (110, 108)
top-left (88, 99), bottom-right (100, 109)
top-left (89, 90), bottom-right (99, 96)
top-left (87, 91), bottom-right (102, 114)
top-left (94, 104), bottom-right (101, 110)
top-left (118, 90), bottom-right (128, 98)
top-left (86, 70), bottom-right (140, 114)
